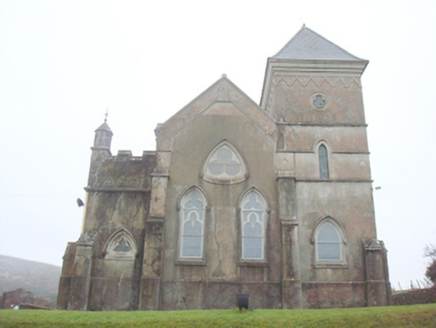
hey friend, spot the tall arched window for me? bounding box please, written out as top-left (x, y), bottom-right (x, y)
top-left (318, 144), bottom-right (329, 179)
top-left (316, 222), bottom-right (342, 261)
top-left (180, 188), bottom-right (206, 259)
top-left (241, 191), bottom-right (266, 260)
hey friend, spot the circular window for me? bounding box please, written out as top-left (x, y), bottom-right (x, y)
top-left (310, 93), bottom-right (329, 110)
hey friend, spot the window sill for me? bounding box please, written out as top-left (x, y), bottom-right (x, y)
top-left (237, 261), bottom-right (269, 267)
top-left (175, 259), bottom-right (207, 266)
top-left (313, 262), bottom-right (348, 269)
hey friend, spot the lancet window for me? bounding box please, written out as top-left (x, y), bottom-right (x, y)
top-left (240, 191), bottom-right (266, 260)
top-left (316, 221), bottom-right (342, 261)
top-left (180, 188), bottom-right (206, 258)
top-left (318, 144), bottom-right (329, 179)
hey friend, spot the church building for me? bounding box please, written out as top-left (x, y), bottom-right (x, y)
top-left (57, 27), bottom-right (391, 310)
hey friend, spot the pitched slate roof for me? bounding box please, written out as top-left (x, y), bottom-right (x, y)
top-left (273, 26), bottom-right (363, 61)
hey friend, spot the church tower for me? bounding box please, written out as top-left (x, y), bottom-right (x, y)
top-left (262, 26), bottom-right (391, 307)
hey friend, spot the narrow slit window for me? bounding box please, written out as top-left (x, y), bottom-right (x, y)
top-left (318, 144), bottom-right (329, 179)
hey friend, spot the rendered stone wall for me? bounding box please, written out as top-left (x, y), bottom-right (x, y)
top-left (58, 152), bottom-right (156, 311)
top-left (302, 282), bottom-right (366, 308)
top-left (158, 83), bottom-right (282, 310)
top-left (266, 73), bottom-right (366, 126)
top-left (161, 282), bottom-right (281, 310)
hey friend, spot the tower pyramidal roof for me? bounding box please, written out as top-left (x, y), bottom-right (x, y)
top-left (273, 26), bottom-right (364, 61)
top-left (95, 110), bottom-right (113, 134)
top-left (95, 121), bottom-right (112, 134)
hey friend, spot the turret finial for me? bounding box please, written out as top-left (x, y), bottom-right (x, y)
top-left (104, 109), bottom-right (109, 122)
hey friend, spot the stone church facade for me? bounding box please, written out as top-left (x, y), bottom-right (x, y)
top-left (57, 27), bottom-right (391, 311)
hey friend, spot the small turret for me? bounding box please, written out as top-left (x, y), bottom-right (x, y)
top-left (93, 121), bottom-right (113, 150)
top-left (88, 116), bottom-right (113, 187)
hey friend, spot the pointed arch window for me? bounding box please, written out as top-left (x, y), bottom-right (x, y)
top-left (202, 141), bottom-right (247, 184)
top-left (180, 188), bottom-right (206, 259)
top-left (241, 191), bottom-right (267, 260)
top-left (318, 144), bottom-right (329, 179)
top-left (316, 222), bottom-right (342, 261)
top-left (104, 229), bottom-right (137, 260)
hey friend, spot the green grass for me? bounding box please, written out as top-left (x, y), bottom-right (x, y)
top-left (0, 304), bottom-right (435, 327)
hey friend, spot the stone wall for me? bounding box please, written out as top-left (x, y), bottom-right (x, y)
top-left (1, 288), bottom-right (54, 309)
top-left (392, 287), bottom-right (436, 305)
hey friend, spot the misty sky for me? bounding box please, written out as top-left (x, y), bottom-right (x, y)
top-left (0, 0), bottom-right (435, 290)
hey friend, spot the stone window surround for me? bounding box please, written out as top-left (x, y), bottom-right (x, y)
top-left (236, 187), bottom-right (270, 266)
top-left (177, 186), bottom-right (209, 261)
top-left (175, 186), bottom-right (270, 267)
top-left (201, 140), bottom-right (248, 185)
top-left (314, 139), bottom-right (331, 180)
top-left (311, 216), bottom-right (348, 269)
top-left (240, 191), bottom-right (266, 260)
top-left (310, 92), bottom-right (331, 110)
top-left (103, 228), bottom-right (138, 260)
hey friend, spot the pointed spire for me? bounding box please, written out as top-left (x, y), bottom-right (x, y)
top-left (273, 26), bottom-right (364, 61)
top-left (95, 110), bottom-right (113, 134)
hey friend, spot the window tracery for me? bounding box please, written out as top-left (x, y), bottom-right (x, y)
top-left (240, 191), bottom-right (266, 260)
top-left (105, 229), bottom-right (137, 260)
top-left (203, 141), bottom-right (247, 184)
top-left (180, 188), bottom-right (206, 259)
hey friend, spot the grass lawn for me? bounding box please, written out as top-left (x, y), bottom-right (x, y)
top-left (0, 304), bottom-right (435, 327)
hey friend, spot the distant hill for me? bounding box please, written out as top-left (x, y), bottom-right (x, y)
top-left (0, 255), bottom-right (61, 300)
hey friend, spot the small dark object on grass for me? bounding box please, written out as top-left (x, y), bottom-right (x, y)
top-left (236, 294), bottom-right (249, 310)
